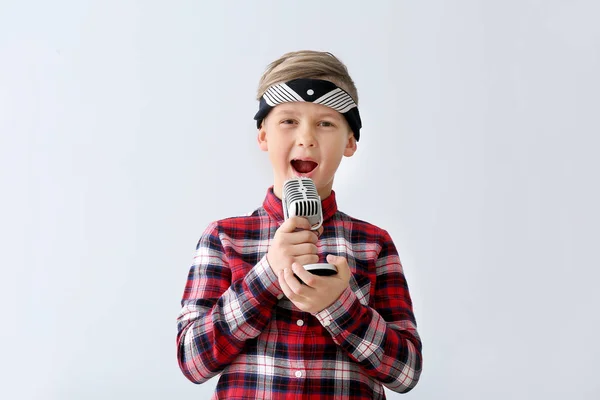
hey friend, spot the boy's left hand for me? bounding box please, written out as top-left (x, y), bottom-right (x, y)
top-left (278, 254), bottom-right (351, 314)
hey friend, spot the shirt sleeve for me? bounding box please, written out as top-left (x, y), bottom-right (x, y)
top-left (313, 229), bottom-right (423, 393)
top-left (176, 221), bottom-right (283, 384)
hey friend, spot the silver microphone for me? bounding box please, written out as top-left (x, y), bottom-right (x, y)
top-left (282, 177), bottom-right (337, 276)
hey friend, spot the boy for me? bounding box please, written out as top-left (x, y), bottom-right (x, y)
top-left (177, 50), bottom-right (422, 399)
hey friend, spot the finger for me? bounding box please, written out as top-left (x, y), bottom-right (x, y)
top-left (326, 254), bottom-right (351, 280)
top-left (283, 266), bottom-right (306, 295)
top-left (292, 262), bottom-right (319, 288)
top-left (287, 230), bottom-right (319, 244)
top-left (314, 226), bottom-right (324, 238)
top-left (288, 243), bottom-right (318, 256)
top-left (291, 216), bottom-right (313, 231)
top-left (278, 269), bottom-right (294, 299)
top-left (279, 216), bottom-right (312, 233)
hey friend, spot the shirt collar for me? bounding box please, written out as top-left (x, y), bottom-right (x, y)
top-left (263, 186), bottom-right (338, 224)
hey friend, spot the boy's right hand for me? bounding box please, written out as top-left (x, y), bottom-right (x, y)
top-left (266, 216), bottom-right (322, 277)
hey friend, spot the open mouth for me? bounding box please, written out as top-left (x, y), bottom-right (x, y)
top-left (291, 159), bottom-right (318, 174)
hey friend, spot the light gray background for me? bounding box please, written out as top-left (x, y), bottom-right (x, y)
top-left (2, 1), bottom-right (599, 399)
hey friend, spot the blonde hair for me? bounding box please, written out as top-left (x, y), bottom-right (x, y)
top-left (256, 50), bottom-right (359, 104)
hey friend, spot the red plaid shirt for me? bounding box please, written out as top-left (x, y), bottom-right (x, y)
top-left (177, 188), bottom-right (422, 399)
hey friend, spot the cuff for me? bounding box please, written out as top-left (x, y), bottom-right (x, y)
top-left (244, 254), bottom-right (284, 303)
top-left (314, 287), bottom-right (363, 335)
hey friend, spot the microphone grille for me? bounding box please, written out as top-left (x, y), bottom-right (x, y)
top-left (282, 178), bottom-right (323, 230)
top-left (283, 178), bottom-right (319, 202)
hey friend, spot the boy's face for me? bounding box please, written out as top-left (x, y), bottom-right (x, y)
top-left (257, 102), bottom-right (357, 200)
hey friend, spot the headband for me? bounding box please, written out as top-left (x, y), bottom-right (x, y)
top-left (254, 78), bottom-right (362, 141)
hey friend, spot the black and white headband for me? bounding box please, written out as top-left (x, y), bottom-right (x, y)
top-left (254, 78), bottom-right (362, 141)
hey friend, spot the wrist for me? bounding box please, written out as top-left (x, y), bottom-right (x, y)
top-left (251, 254), bottom-right (284, 300)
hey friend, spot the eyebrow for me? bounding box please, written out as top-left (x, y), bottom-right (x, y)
top-left (316, 111), bottom-right (343, 120)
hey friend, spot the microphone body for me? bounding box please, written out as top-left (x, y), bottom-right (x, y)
top-left (282, 178), bottom-right (337, 277)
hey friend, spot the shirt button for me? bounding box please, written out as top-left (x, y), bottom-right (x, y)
top-left (296, 319), bottom-right (304, 327)
top-left (323, 319), bottom-right (331, 327)
top-left (295, 371), bottom-right (303, 378)
top-left (277, 294), bottom-right (284, 300)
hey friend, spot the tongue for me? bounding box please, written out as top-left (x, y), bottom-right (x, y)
top-left (292, 160), bottom-right (317, 173)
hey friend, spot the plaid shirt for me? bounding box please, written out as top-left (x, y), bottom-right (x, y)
top-left (177, 188), bottom-right (422, 399)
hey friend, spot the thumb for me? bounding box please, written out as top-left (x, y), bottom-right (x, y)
top-left (326, 254), bottom-right (351, 279)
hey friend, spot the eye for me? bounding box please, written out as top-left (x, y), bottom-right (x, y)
top-left (280, 119), bottom-right (296, 125)
top-left (318, 121), bottom-right (335, 127)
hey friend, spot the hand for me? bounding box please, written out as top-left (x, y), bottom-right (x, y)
top-left (266, 217), bottom-right (323, 277)
top-left (278, 254), bottom-right (351, 314)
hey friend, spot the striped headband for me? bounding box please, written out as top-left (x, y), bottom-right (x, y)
top-left (254, 78), bottom-right (362, 141)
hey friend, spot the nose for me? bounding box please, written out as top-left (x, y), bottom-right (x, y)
top-left (296, 125), bottom-right (316, 148)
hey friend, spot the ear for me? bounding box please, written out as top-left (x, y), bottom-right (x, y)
top-left (343, 133), bottom-right (357, 157)
top-left (257, 123), bottom-right (268, 152)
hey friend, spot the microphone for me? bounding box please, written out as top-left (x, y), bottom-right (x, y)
top-left (282, 177), bottom-right (337, 277)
